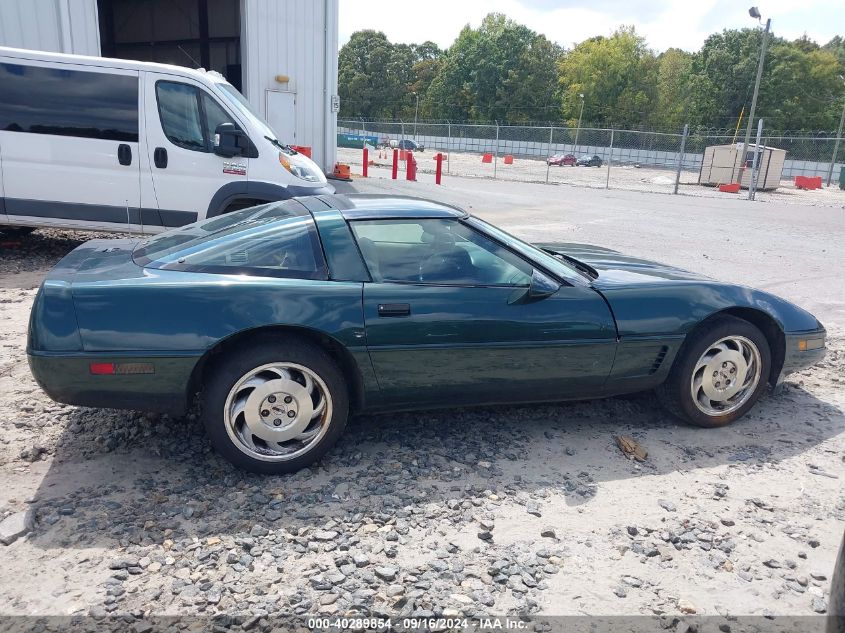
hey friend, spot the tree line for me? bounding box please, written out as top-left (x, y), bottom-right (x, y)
top-left (338, 13), bottom-right (845, 133)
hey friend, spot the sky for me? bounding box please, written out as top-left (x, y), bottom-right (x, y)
top-left (339, 0), bottom-right (843, 52)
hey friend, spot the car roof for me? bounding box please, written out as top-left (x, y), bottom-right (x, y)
top-left (310, 194), bottom-right (468, 220)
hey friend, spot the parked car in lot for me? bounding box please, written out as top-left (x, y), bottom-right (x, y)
top-left (389, 139), bottom-right (424, 152)
top-left (28, 194), bottom-right (826, 474)
top-left (576, 154), bottom-right (603, 167)
top-left (547, 153), bottom-right (577, 166)
top-left (0, 46), bottom-right (332, 236)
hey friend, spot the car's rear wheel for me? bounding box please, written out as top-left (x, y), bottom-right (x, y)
top-left (657, 316), bottom-right (771, 428)
top-left (201, 337), bottom-right (348, 474)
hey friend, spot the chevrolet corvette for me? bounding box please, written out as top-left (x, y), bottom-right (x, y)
top-left (27, 195), bottom-right (826, 473)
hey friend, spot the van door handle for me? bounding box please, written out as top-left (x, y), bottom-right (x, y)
top-left (117, 144), bottom-right (132, 166)
top-left (154, 147), bottom-right (168, 169)
top-left (377, 303), bottom-right (411, 317)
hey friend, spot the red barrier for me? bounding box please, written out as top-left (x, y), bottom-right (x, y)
top-left (435, 153), bottom-right (443, 185)
top-left (291, 145), bottom-right (312, 158)
top-left (718, 183), bottom-right (741, 193)
top-left (391, 149), bottom-right (398, 180)
top-left (795, 175), bottom-right (822, 190)
top-left (362, 148), bottom-right (368, 178)
top-left (405, 151), bottom-right (416, 181)
top-left (503, 155), bottom-right (514, 165)
top-left (481, 153), bottom-right (493, 163)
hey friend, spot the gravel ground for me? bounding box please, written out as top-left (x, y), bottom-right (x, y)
top-left (0, 181), bottom-right (843, 631)
top-left (337, 147), bottom-right (845, 208)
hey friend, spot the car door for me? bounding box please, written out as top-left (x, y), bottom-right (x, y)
top-left (0, 60), bottom-right (143, 231)
top-left (351, 218), bottom-right (617, 407)
top-left (144, 72), bottom-right (250, 227)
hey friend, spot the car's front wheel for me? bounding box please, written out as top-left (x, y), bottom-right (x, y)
top-left (201, 336), bottom-right (348, 474)
top-left (657, 316), bottom-right (771, 428)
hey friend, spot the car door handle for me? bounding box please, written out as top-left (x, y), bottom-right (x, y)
top-left (377, 303), bottom-right (411, 317)
top-left (154, 147), bottom-right (168, 169)
top-left (117, 144), bottom-right (132, 166)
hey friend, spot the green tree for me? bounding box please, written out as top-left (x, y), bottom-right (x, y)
top-left (425, 14), bottom-right (562, 122)
top-left (557, 26), bottom-right (658, 129)
top-left (653, 48), bottom-right (693, 131)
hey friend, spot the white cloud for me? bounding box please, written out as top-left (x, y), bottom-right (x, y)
top-left (339, 0), bottom-right (842, 52)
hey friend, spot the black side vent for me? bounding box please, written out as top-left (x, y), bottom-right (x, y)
top-left (649, 346), bottom-right (669, 374)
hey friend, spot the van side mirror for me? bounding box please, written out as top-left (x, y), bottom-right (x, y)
top-left (214, 122), bottom-right (243, 158)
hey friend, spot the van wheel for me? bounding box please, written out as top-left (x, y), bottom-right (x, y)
top-left (201, 336), bottom-right (348, 474)
top-left (657, 316), bottom-right (771, 428)
top-left (0, 226), bottom-right (35, 237)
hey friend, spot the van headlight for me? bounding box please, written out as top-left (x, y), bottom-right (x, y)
top-left (278, 152), bottom-right (323, 182)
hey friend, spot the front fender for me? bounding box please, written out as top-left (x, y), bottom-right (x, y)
top-left (598, 282), bottom-right (823, 337)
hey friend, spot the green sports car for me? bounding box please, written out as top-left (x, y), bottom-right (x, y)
top-left (27, 194), bottom-right (826, 474)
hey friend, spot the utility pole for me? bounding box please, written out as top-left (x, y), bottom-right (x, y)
top-left (826, 76), bottom-right (845, 187)
top-left (573, 93), bottom-right (585, 153)
top-left (413, 93), bottom-right (419, 140)
top-left (738, 9), bottom-right (770, 184)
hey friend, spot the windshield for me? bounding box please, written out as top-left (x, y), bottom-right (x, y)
top-left (217, 83), bottom-right (279, 142)
top-left (464, 216), bottom-right (588, 283)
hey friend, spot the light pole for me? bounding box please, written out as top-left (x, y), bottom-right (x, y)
top-left (737, 7), bottom-right (771, 183)
top-left (412, 92), bottom-right (419, 140)
top-left (573, 93), bottom-right (585, 153)
top-left (826, 75), bottom-right (845, 187)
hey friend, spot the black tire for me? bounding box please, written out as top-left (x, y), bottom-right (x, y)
top-left (1, 226), bottom-right (36, 237)
top-left (201, 335), bottom-right (348, 474)
top-left (657, 315), bottom-right (771, 428)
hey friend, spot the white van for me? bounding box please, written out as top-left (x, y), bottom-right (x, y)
top-left (0, 46), bottom-right (334, 234)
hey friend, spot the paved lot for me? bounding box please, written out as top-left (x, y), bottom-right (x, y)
top-left (0, 177), bottom-right (842, 628)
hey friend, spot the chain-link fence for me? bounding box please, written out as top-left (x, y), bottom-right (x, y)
top-left (337, 119), bottom-right (845, 199)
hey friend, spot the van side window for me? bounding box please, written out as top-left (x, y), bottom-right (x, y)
top-left (0, 63), bottom-right (138, 142)
top-left (201, 93), bottom-right (235, 146)
top-left (156, 82), bottom-right (205, 151)
top-left (155, 81), bottom-right (238, 153)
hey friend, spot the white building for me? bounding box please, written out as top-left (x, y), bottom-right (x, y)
top-left (0, 0), bottom-right (339, 172)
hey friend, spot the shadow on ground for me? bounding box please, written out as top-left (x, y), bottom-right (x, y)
top-left (26, 380), bottom-right (844, 550)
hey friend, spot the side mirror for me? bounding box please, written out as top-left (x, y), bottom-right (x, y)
top-left (528, 269), bottom-right (560, 299)
top-left (213, 122), bottom-right (243, 158)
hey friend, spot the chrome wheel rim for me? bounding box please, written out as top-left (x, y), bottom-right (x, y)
top-left (223, 362), bottom-right (332, 462)
top-left (690, 336), bottom-right (761, 417)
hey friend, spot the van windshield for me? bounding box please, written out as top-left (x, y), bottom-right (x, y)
top-left (216, 83), bottom-right (278, 142)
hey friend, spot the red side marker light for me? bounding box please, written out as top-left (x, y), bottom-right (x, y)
top-left (90, 362), bottom-right (116, 375)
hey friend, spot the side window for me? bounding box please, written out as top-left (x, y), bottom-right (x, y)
top-left (0, 63), bottom-right (138, 141)
top-left (141, 214), bottom-right (328, 280)
top-left (350, 219), bottom-right (533, 286)
top-left (156, 81), bottom-right (205, 151)
top-left (201, 92), bottom-right (236, 144)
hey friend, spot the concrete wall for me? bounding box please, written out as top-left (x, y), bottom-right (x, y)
top-left (0, 0), bottom-right (99, 55)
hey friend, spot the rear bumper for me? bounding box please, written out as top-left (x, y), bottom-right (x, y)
top-left (776, 329), bottom-right (826, 383)
top-left (27, 351), bottom-right (200, 415)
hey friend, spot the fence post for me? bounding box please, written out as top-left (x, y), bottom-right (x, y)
top-left (361, 116), bottom-right (366, 141)
top-left (400, 120), bottom-right (405, 145)
top-left (494, 121), bottom-right (499, 179)
top-left (827, 106), bottom-right (845, 186)
top-left (605, 128), bottom-right (614, 189)
top-left (447, 121), bottom-right (451, 175)
top-left (674, 124), bottom-right (689, 194)
top-left (748, 118), bottom-right (764, 200)
top-left (545, 126), bottom-right (553, 184)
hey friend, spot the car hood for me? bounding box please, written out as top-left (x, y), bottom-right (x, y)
top-left (538, 242), bottom-right (711, 288)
